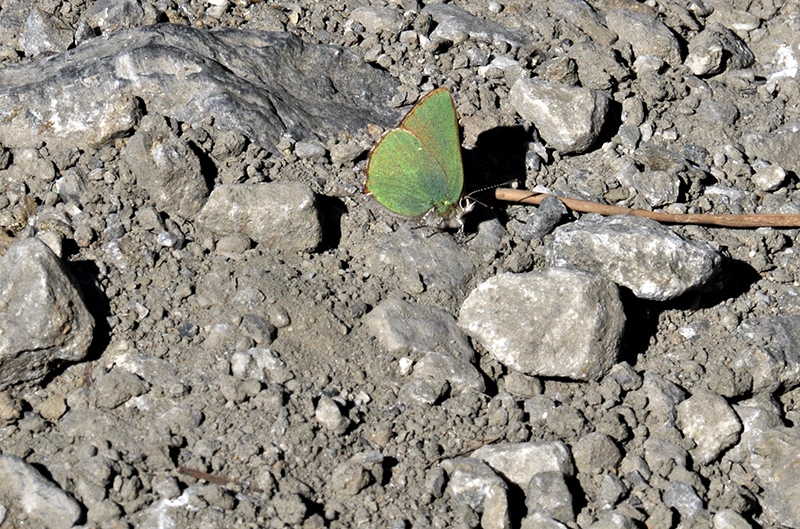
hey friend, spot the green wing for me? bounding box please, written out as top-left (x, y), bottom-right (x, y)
top-left (400, 88), bottom-right (464, 207)
top-left (366, 129), bottom-right (449, 217)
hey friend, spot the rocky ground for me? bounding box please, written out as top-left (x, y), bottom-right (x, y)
top-left (0, 0), bottom-right (800, 528)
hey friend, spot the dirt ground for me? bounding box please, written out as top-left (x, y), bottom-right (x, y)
top-left (1, 0), bottom-right (800, 528)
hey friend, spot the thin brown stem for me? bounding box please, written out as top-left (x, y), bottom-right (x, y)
top-left (494, 188), bottom-right (800, 228)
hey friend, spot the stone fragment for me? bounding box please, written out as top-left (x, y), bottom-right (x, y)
top-left (351, 6), bottom-right (406, 34)
top-left (315, 394), bottom-right (351, 435)
top-left (0, 455), bottom-right (81, 529)
top-left (413, 351), bottom-right (485, 394)
top-left (442, 458), bottom-right (510, 529)
top-left (509, 78), bottom-right (609, 154)
top-left (606, 9), bottom-right (682, 67)
top-left (0, 24), bottom-right (396, 151)
top-left (459, 268), bottom-right (624, 381)
top-left (293, 141), bottom-right (327, 160)
top-left (526, 472), bottom-right (574, 523)
top-left (685, 23), bottom-right (754, 76)
top-left (92, 369), bottom-right (149, 410)
top-left (726, 316), bottom-right (800, 395)
top-left (363, 298), bottom-right (475, 362)
top-left (744, 121), bottom-right (800, 174)
top-left (81, 0), bottom-right (153, 34)
top-left (421, 3), bottom-right (525, 47)
top-left (369, 228), bottom-right (475, 295)
top-left (749, 426), bottom-right (800, 528)
top-left (398, 378), bottom-right (449, 406)
top-left (195, 182), bottom-right (322, 252)
top-left (547, 0), bottom-right (616, 45)
top-left (676, 390), bottom-right (742, 465)
top-left (662, 481), bottom-right (703, 518)
top-left (20, 6), bottom-right (73, 57)
top-left (0, 238), bottom-right (94, 389)
top-left (751, 161), bottom-right (786, 191)
top-left (572, 433), bottom-right (623, 475)
top-left (585, 513), bottom-right (637, 529)
top-left (471, 441), bottom-right (574, 488)
top-left (547, 216), bottom-right (722, 300)
top-left (713, 509), bottom-right (754, 529)
top-left (121, 114), bottom-right (208, 220)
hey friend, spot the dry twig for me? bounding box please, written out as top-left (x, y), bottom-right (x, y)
top-left (494, 188), bottom-right (800, 228)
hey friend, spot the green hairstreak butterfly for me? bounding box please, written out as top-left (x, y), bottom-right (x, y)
top-left (366, 87), bottom-right (473, 229)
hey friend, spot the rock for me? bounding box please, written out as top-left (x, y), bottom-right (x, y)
top-left (569, 40), bottom-right (630, 91)
top-left (547, 216), bottom-right (723, 300)
top-left (315, 394), bottom-right (351, 435)
top-left (713, 509), bottom-right (754, 529)
top-left (421, 3), bottom-right (525, 47)
top-left (675, 389), bottom-right (742, 465)
top-left (517, 195), bottom-right (568, 242)
top-left (0, 238), bottom-right (94, 389)
top-left (547, 0), bottom-right (617, 45)
top-left (195, 181), bottom-right (322, 252)
top-left (230, 347), bottom-right (287, 383)
top-left (639, 374), bottom-right (687, 435)
top-left (685, 23), bottom-right (754, 76)
top-left (509, 78), bottom-right (609, 154)
top-left (121, 114), bottom-right (209, 220)
top-left (0, 454), bottom-right (81, 529)
top-left (471, 441), bottom-right (574, 488)
top-left (749, 426), bottom-right (800, 528)
top-left (330, 450), bottom-right (383, 497)
top-left (743, 121), bottom-right (800, 174)
top-left (293, 141), bottom-right (327, 161)
top-left (363, 298), bottom-right (475, 362)
top-left (728, 394), bottom-right (783, 464)
top-left (520, 512), bottom-right (569, 529)
top-left (662, 481), bottom-right (704, 518)
top-left (572, 433), bottom-right (623, 475)
top-left (0, 24), bottom-right (396, 151)
top-left (20, 6), bottom-right (73, 58)
top-left (412, 351), bottom-right (485, 395)
top-left (459, 268), bottom-right (625, 381)
top-left (605, 9), bottom-right (682, 67)
top-left (586, 513), bottom-right (637, 529)
top-left (351, 6), bottom-right (406, 34)
top-left (628, 170), bottom-right (681, 208)
top-left (751, 161), bottom-right (786, 191)
top-left (81, 0), bottom-right (153, 34)
top-left (526, 472), bottom-right (574, 523)
top-left (726, 316), bottom-right (800, 395)
top-left (398, 377), bottom-right (449, 406)
top-left (368, 228), bottom-right (475, 296)
top-left (442, 458), bottom-right (510, 529)
top-left (91, 369), bottom-right (149, 410)
top-left (643, 437), bottom-right (689, 477)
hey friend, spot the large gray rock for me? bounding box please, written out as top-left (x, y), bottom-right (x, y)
top-left (0, 23), bottom-right (396, 151)
top-left (195, 181), bottom-right (322, 252)
top-left (675, 389), bottom-right (742, 465)
top-left (509, 78), bottom-right (609, 154)
top-left (442, 458), bottom-right (511, 529)
top-left (459, 268), bottom-right (625, 381)
top-left (684, 23), bottom-right (754, 76)
top-left (471, 441), bottom-right (575, 488)
top-left (547, 216), bottom-right (723, 300)
top-left (0, 237), bottom-right (94, 389)
top-left (0, 454), bottom-right (81, 529)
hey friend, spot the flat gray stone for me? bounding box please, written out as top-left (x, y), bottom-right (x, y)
top-left (442, 458), bottom-right (510, 529)
top-left (121, 114), bottom-right (209, 220)
top-left (0, 24), bottom-right (396, 151)
top-left (606, 9), bottom-right (682, 67)
top-left (744, 120), bottom-right (800, 174)
top-left (510, 78), bottom-right (609, 154)
top-left (0, 237), bottom-right (94, 389)
top-left (459, 268), bottom-right (624, 381)
top-left (368, 228), bottom-right (475, 296)
top-left (547, 216), bottom-right (723, 300)
top-left (0, 454), bottom-right (81, 529)
top-left (351, 6), bottom-right (406, 34)
top-left (422, 3), bottom-right (526, 47)
top-left (195, 181), bottom-right (322, 252)
top-left (412, 351), bottom-right (485, 395)
top-left (363, 298), bottom-right (475, 362)
top-left (471, 441), bottom-right (575, 488)
top-left (526, 471), bottom-right (574, 523)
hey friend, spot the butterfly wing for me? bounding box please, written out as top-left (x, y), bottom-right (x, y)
top-left (399, 88), bottom-right (464, 212)
top-left (366, 128), bottom-right (450, 217)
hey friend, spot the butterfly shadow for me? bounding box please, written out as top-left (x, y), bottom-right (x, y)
top-left (462, 125), bottom-right (530, 218)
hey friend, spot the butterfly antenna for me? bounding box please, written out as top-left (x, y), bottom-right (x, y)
top-left (463, 179), bottom-right (518, 210)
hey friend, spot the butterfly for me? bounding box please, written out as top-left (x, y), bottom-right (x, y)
top-left (366, 87), bottom-right (474, 231)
